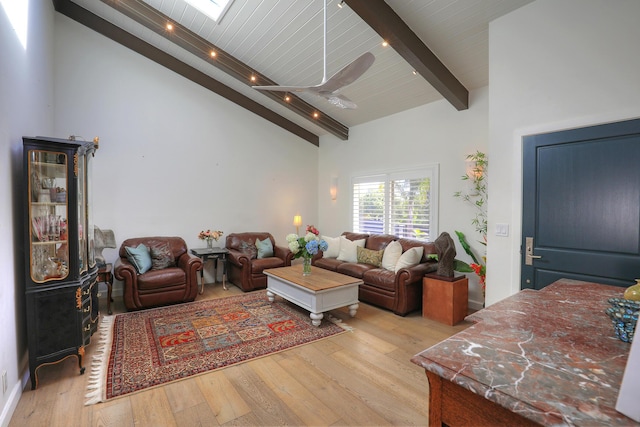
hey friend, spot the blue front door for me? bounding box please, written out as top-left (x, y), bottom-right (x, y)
top-left (521, 118), bottom-right (640, 290)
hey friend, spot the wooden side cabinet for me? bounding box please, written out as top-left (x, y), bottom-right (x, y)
top-left (422, 274), bottom-right (468, 325)
top-left (23, 136), bottom-right (99, 389)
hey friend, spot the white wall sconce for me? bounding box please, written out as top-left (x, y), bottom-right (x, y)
top-left (330, 176), bottom-right (338, 200)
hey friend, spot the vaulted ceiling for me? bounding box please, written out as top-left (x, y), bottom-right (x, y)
top-left (53, 0), bottom-right (533, 145)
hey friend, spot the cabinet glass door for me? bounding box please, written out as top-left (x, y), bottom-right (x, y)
top-left (77, 153), bottom-right (87, 274)
top-left (28, 150), bottom-right (69, 283)
top-left (87, 153), bottom-right (95, 268)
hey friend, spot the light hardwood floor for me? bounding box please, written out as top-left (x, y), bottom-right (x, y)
top-left (9, 281), bottom-right (471, 427)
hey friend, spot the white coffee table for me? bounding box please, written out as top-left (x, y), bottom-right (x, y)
top-left (264, 264), bottom-right (362, 326)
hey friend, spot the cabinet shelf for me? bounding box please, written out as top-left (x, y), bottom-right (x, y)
top-left (32, 240), bottom-right (68, 246)
top-left (31, 202), bottom-right (67, 207)
top-left (32, 161), bottom-right (66, 176)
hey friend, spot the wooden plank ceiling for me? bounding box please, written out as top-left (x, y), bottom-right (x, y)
top-left (54, 0), bottom-right (534, 145)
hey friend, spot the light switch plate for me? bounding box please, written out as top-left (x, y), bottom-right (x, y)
top-left (495, 223), bottom-right (509, 237)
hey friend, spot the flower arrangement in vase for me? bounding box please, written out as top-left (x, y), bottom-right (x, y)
top-left (198, 229), bottom-right (223, 248)
top-left (286, 225), bottom-right (328, 275)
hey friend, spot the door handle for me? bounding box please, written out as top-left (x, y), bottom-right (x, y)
top-left (525, 237), bottom-right (542, 265)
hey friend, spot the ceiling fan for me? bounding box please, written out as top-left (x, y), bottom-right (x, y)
top-left (252, 0), bottom-right (375, 109)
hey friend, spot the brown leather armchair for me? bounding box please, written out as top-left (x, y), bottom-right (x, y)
top-left (226, 232), bottom-right (293, 291)
top-left (114, 236), bottom-right (202, 311)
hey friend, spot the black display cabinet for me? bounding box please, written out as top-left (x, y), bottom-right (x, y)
top-left (22, 136), bottom-right (99, 389)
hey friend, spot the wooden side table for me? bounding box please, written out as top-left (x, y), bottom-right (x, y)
top-left (97, 263), bottom-right (114, 315)
top-left (422, 274), bottom-right (468, 325)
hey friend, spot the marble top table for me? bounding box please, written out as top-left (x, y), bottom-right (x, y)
top-left (411, 279), bottom-right (639, 426)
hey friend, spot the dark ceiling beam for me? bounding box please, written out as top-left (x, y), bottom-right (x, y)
top-left (344, 0), bottom-right (469, 111)
top-left (51, 0), bottom-right (339, 145)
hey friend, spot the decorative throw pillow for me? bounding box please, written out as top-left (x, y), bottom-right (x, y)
top-left (357, 246), bottom-right (384, 267)
top-left (394, 246), bottom-right (424, 272)
top-left (125, 243), bottom-right (152, 274)
top-left (337, 237), bottom-right (365, 263)
top-left (239, 241), bottom-right (258, 259)
top-left (255, 237), bottom-right (274, 259)
top-left (322, 235), bottom-right (341, 258)
top-left (381, 240), bottom-right (402, 271)
top-left (150, 242), bottom-right (175, 270)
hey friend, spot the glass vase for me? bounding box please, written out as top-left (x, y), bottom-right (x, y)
top-left (206, 239), bottom-right (213, 249)
top-left (302, 256), bottom-right (312, 276)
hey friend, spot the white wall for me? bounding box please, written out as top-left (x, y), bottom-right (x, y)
top-left (487, 0), bottom-right (640, 305)
top-left (0, 0), bottom-right (55, 424)
top-left (53, 15), bottom-right (320, 285)
top-left (318, 87), bottom-right (489, 308)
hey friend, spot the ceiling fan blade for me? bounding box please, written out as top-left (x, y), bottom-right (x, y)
top-left (324, 94), bottom-right (358, 109)
top-left (317, 52), bottom-right (375, 94)
top-left (252, 0), bottom-right (373, 109)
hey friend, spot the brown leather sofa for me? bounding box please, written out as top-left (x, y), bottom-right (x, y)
top-left (312, 232), bottom-right (437, 316)
top-left (226, 232), bottom-right (293, 291)
top-left (114, 236), bottom-right (202, 311)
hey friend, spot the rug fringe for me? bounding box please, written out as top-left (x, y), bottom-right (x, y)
top-left (327, 314), bottom-right (354, 332)
top-left (84, 314), bottom-right (115, 405)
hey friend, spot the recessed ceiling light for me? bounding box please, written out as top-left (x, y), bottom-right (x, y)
top-left (250, 75), bottom-right (257, 82)
top-left (382, 40), bottom-right (389, 47)
top-left (313, 112), bottom-right (320, 119)
top-left (284, 95), bottom-right (291, 102)
top-left (210, 50), bottom-right (217, 58)
top-left (166, 23), bottom-right (174, 31)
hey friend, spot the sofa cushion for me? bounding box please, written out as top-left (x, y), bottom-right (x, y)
top-left (342, 232), bottom-right (369, 242)
top-left (365, 234), bottom-right (396, 251)
top-left (251, 256), bottom-right (285, 274)
top-left (125, 243), bottom-right (152, 274)
top-left (397, 238), bottom-right (436, 262)
top-left (381, 240), bottom-right (403, 271)
top-left (137, 267), bottom-right (185, 290)
top-left (395, 246), bottom-right (424, 272)
top-left (150, 242), bottom-right (176, 270)
top-left (362, 268), bottom-right (397, 292)
top-left (357, 246), bottom-right (384, 267)
top-left (313, 257), bottom-right (342, 271)
top-left (337, 237), bottom-right (365, 262)
top-left (337, 262), bottom-right (376, 279)
top-left (322, 235), bottom-right (341, 258)
top-left (255, 237), bottom-right (274, 259)
top-left (240, 241), bottom-right (258, 259)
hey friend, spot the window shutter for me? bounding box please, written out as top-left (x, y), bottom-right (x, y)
top-left (352, 166), bottom-right (438, 241)
top-left (352, 176), bottom-right (386, 234)
top-left (389, 177), bottom-right (431, 239)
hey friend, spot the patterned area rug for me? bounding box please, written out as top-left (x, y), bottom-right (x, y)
top-left (85, 292), bottom-right (348, 405)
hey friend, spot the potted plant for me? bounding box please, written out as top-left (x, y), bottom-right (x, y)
top-left (454, 151), bottom-right (487, 300)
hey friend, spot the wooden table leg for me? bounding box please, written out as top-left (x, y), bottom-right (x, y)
top-left (426, 371), bottom-right (443, 427)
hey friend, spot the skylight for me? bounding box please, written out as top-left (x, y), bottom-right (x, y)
top-left (185, 0), bottom-right (232, 23)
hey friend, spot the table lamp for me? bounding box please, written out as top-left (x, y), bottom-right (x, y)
top-left (293, 215), bottom-right (302, 235)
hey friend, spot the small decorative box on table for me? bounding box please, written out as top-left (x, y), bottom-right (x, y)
top-left (422, 274), bottom-right (468, 325)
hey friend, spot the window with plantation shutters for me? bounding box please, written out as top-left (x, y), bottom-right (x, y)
top-left (352, 166), bottom-right (439, 241)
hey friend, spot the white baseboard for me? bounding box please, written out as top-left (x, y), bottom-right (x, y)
top-left (0, 379), bottom-right (23, 427)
